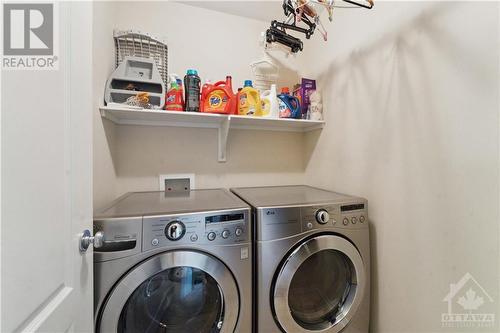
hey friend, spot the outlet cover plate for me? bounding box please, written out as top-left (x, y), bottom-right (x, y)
top-left (159, 174), bottom-right (196, 192)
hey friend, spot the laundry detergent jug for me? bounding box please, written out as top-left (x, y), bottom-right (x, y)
top-left (278, 87), bottom-right (301, 119)
top-left (238, 80), bottom-right (262, 116)
top-left (260, 84), bottom-right (279, 118)
top-left (201, 76), bottom-right (236, 114)
top-left (200, 79), bottom-right (212, 109)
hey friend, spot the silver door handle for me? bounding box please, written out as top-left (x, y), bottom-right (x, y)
top-left (80, 229), bottom-right (104, 252)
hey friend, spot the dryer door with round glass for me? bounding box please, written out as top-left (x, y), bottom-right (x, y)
top-left (98, 251), bottom-right (239, 333)
top-left (273, 235), bottom-right (366, 333)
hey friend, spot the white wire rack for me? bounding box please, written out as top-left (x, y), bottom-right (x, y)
top-left (114, 29), bottom-right (169, 86)
top-left (250, 52), bottom-right (279, 92)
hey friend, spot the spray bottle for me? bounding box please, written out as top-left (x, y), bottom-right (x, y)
top-left (165, 81), bottom-right (184, 111)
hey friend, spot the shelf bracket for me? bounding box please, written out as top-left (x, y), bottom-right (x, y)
top-left (218, 117), bottom-right (231, 162)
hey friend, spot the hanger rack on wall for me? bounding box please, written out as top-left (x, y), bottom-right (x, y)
top-left (265, 0), bottom-right (374, 54)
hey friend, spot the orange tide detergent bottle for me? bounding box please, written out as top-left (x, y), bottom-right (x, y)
top-left (165, 81), bottom-right (184, 111)
top-left (201, 76), bottom-right (237, 114)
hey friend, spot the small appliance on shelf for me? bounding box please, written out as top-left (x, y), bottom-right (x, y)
top-left (104, 56), bottom-right (166, 108)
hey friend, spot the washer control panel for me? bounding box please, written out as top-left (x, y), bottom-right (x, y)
top-left (143, 209), bottom-right (249, 251)
top-left (301, 201), bottom-right (368, 231)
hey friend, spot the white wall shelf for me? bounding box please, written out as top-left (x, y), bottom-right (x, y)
top-left (100, 105), bottom-right (324, 162)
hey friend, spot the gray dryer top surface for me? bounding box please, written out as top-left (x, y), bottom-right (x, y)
top-left (95, 189), bottom-right (249, 219)
top-left (231, 185), bottom-right (360, 208)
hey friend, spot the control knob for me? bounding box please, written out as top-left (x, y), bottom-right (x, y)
top-left (165, 221), bottom-right (186, 241)
top-left (315, 209), bottom-right (330, 224)
top-left (222, 230), bottom-right (230, 239)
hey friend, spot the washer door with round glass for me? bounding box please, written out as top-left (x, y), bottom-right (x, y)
top-left (273, 235), bottom-right (366, 333)
top-left (99, 251), bottom-right (239, 333)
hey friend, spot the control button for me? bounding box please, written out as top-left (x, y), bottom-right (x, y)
top-left (151, 238), bottom-right (159, 246)
top-left (351, 217), bottom-right (357, 224)
top-left (343, 218), bottom-right (349, 226)
top-left (235, 227), bottom-right (243, 237)
top-left (207, 232), bottom-right (216, 241)
top-left (222, 230), bottom-right (230, 239)
top-left (360, 216), bottom-right (365, 223)
top-left (165, 220), bottom-right (186, 241)
top-left (190, 234), bottom-right (198, 242)
top-left (315, 209), bottom-right (330, 224)
top-left (306, 222), bottom-right (313, 229)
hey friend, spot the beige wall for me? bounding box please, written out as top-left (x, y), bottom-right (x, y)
top-left (303, 2), bottom-right (499, 332)
top-left (113, 125), bottom-right (305, 195)
top-left (93, 2), bottom-right (118, 210)
top-left (93, 1), bottom-right (310, 209)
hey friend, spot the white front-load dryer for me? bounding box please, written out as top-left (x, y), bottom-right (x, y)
top-left (94, 189), bottom-right (252, 333)
top-left (231, 185), bottom-right (370, 333)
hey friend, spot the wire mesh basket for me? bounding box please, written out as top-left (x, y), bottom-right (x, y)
top-left (114, 29), bottom-right (168, 86)
top-left (250, 54), bottom-right (279, 92)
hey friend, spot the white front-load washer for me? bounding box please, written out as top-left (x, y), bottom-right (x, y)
top-left (231, 185), bottom-right (370, 333)
top-left (94, 189), bottom-right (252, 333)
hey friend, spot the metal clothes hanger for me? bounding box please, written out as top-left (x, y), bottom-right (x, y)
top-left (264, 0), bottom-right (374, 54)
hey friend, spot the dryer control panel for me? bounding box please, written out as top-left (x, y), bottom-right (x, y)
top-left (256, 200), bottom-right (368, 241)
top-left (142, 208), bottom-right (250, 251)
top-left (301, 201), bottom-right (368, 232)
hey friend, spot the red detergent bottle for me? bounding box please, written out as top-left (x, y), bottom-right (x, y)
top-left (201, 76), bottom-right (237, 114)
top-left (165, 82), bottom-right (184, 111)
top-left (200, 80), bottom-right (212, 112)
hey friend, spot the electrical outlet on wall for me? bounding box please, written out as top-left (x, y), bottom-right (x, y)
top-left (159, 174), bottom-right (196, 192)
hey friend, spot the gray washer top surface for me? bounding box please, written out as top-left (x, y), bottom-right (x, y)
top-left (95, 189), bottom-right (249, 219)
top-left (231, 185), bottom-right (359, 208)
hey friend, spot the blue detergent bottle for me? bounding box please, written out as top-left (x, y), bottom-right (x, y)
top-left (277, 87), bottom-right (301, 119)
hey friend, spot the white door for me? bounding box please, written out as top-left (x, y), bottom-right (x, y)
top-left (1, 2), bottom-right (93, 332)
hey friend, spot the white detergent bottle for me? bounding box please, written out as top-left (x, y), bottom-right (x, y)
top-left (260, 84), bottom-right (279, 118)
